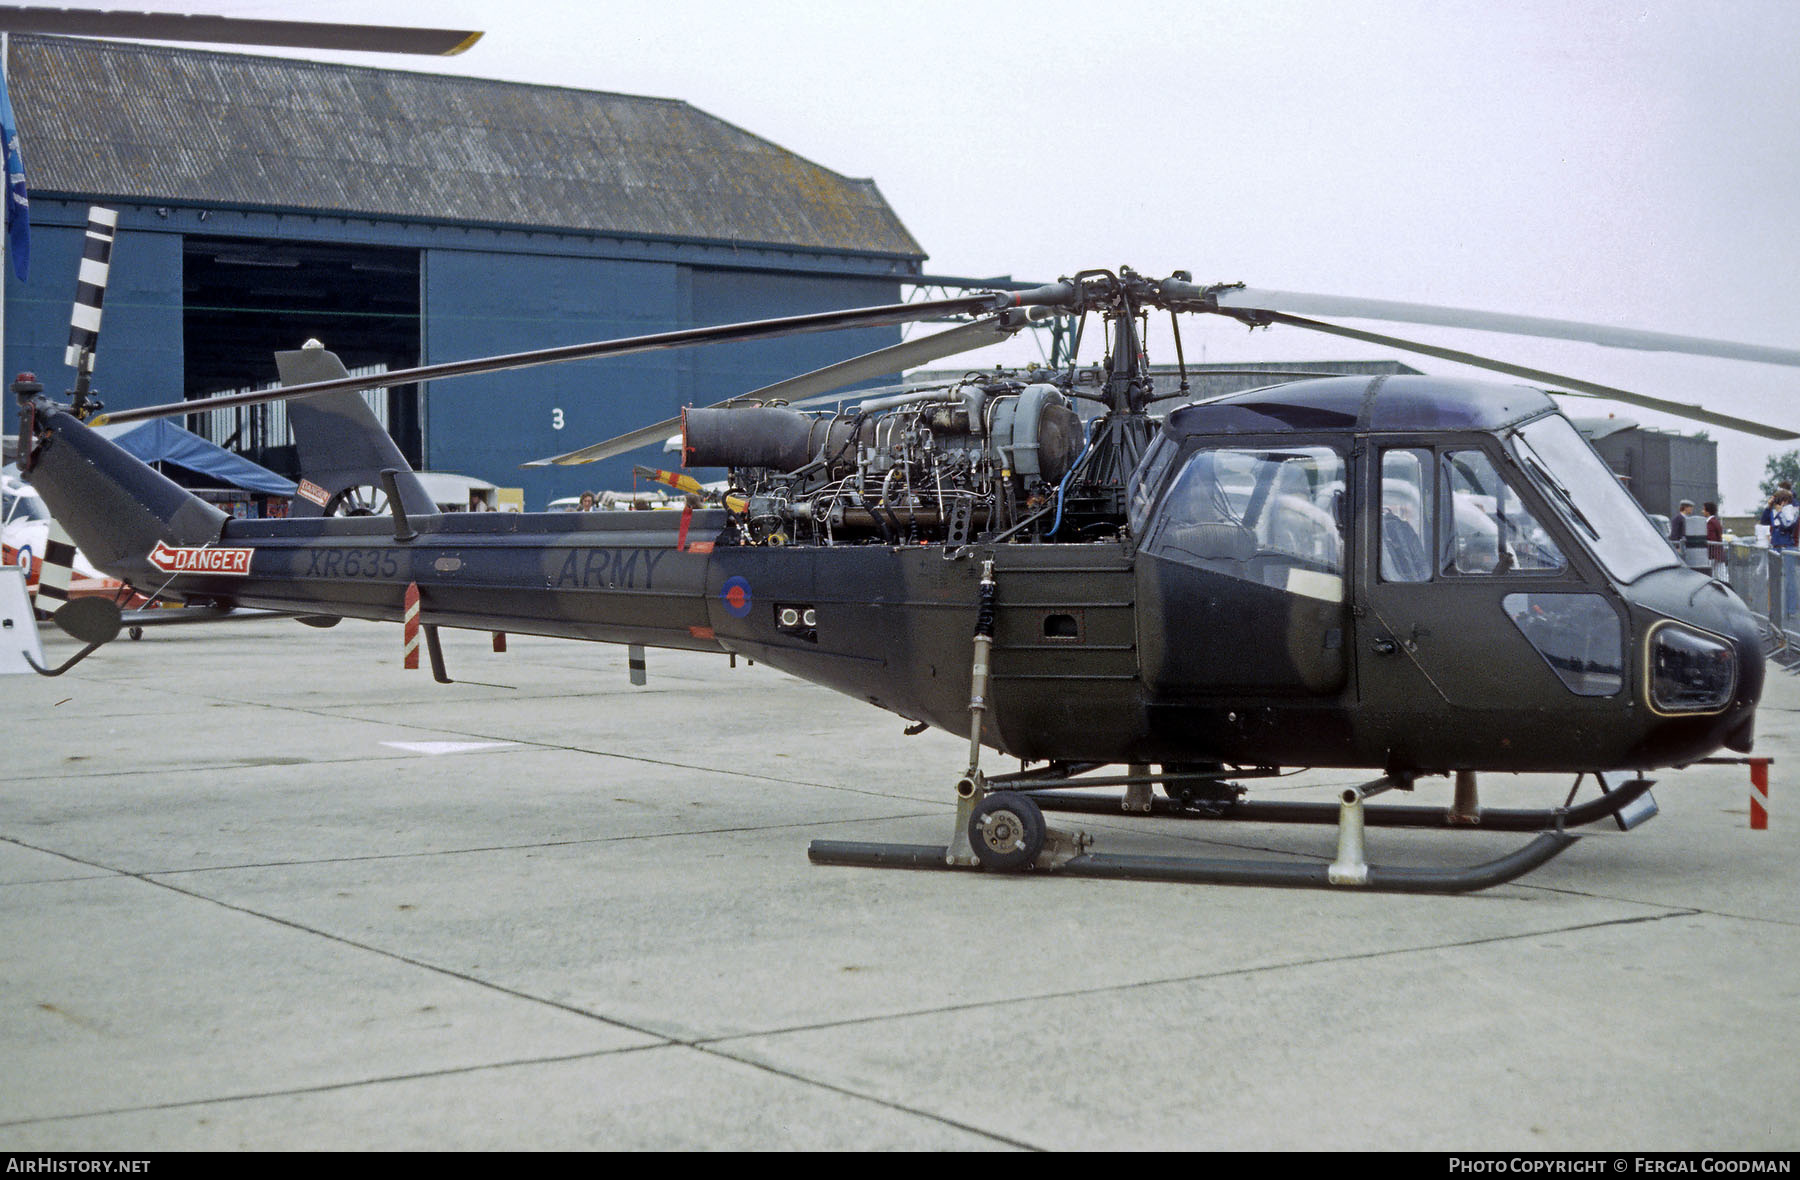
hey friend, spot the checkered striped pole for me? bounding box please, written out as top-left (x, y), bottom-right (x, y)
top-left (65, 207), bottom-right (117, 373)
top-left (34, 519), bottom-right (76, 616)
top-left (1750, 759), bottom-right (1770, 831)
top-left (402, 582), bottom-right (421, 670)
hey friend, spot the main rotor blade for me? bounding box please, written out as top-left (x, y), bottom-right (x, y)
top-left (737, 310), bottom-right (1041, 405)
top-left (92, 293), bottom-right (1006, 429)
top-left (522, 313), bottom-right (1030, 468)
top-left (1212, 287), bottom-right (1800, 369)
top-left (0, 7), bottom-right (484, 55)
top-left (1265, 311), bottom-right (1800, 441)
top-left (523, 420), bottom-right (683, 469)
top-left (521, 382), bottom-right (966, 468)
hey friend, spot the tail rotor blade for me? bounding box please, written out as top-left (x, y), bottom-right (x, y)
top-left (64, 206), bottom-right (117, 372)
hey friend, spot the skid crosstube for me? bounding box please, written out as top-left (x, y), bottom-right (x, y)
top-left (1024, 775), bottom-right (1656, 831)
top-left (807, 832), bottom-right (1579, 894)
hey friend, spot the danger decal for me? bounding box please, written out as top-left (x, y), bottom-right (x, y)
top-left (147, 541), bottom-right (254, 576)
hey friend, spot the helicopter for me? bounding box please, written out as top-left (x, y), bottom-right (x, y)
top-left (14, 262), bottom-right (1798, 894)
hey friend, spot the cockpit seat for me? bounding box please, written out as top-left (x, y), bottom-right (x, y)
top-left (1381, 511), bottom-right (1431, 582)
top-left (1166, 521), bottom-right (1256, 564)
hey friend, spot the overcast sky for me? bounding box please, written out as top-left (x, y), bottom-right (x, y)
top-left (35, 0), bottom-right (1800, 510)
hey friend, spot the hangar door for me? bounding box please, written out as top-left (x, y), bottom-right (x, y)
top-left (182, 238), bottom-right (423, 471)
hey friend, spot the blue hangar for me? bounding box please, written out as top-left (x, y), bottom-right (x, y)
top-left (0, 34), bottom-right (926, 507)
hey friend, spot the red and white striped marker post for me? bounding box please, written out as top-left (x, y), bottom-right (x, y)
top-left (402, 582), bottom-right (421, 670)
top-left (1750, 758), bottom-right (1770, 830)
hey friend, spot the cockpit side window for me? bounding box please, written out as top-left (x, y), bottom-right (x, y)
top-left (1147, 445), bottom-right (1345, 599)
top-left (1380, 449), bottom-right (1433, 583)
top-left (1440, 450), bottom-right (1566, 576)
top-left (1380, 446), bottom-right (1567, 581)
top-left (1126, 435), bottom-right (1177, 538)
top-left (1, 487), bottom-right (48, 524)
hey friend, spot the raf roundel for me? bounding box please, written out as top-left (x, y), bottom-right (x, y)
top-left (720, 575), bottom-right (752, 619)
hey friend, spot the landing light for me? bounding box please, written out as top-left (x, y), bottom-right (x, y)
top-left (1647, 621), bottom-right (1736, 714)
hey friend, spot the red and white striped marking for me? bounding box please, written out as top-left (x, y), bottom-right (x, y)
top-left (1750, 758), bottom-right (1770, 831)
top-left (403, 582), bottom-right (421, 670)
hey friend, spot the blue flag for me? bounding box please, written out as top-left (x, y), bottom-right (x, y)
top-left (0, 63), bottom-right (28, 282)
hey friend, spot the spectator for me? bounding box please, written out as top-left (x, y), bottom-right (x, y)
top-left (1672, 500), bottom-right (1709, 571)
top-left (1772, 491), bottom-right (1799, 618)
top-left (1773, 491), bottom-right (1797, 547)
top-left (1704, 501), bottom-right (1728, 583)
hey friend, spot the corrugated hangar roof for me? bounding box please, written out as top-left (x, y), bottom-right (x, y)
top-left (6, 34), bottom-right (925, 258)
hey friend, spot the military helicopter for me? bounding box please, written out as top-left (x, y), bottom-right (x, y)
top-left (17, 254), bottom-right (1798, 893)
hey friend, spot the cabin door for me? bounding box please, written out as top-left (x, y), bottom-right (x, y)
top-left (1136, 443), bottom-right (1349, 696)
top-left (1354, 443), bottom-right (1622, 726)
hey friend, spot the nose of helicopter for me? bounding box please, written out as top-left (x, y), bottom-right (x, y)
top-left (1643, 574), bottom-right (1765, 756)
top-left (1714, 584), bottom-right (1767, 752)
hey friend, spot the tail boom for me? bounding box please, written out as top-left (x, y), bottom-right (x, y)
top-left (21, 406), bottom-right (726, 652)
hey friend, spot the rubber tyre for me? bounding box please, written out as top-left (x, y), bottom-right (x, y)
top-left (967, 791), bottom-right (1046, 872)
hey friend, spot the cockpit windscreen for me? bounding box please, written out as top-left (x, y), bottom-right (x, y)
top-left (1511, 414), bottom-right (1679, 584)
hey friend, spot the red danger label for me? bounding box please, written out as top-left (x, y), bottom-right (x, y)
top-left (297, 479), bottom-right (331, 507)
top-left (147, 541), bottom-right (253, 576)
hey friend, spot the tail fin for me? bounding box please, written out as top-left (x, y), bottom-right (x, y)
top-left (23, 408), bottom-right (226, 582)
top-left (277, 345), bottom-right (436, 519)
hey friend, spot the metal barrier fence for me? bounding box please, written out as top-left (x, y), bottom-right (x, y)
top-left (1723, 541), bottom-right (1800, 670)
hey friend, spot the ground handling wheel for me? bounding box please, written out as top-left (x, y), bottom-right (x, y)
top-left (967, 791), bottom-right (1046, 871)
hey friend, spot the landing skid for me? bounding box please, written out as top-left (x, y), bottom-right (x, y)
top-left (808, 770), bottom-right (1649, 895)
top-left (808, 831), bottom-right (1578, 894)
top-left (1024, 771), bottom-right (1658, 832)
top-left (813, 584), bottom-right (1615, 893)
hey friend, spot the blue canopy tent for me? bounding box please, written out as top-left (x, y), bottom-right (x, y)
top-left (95, 419), bottom-right (296, 496)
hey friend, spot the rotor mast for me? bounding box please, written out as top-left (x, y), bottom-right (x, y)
top-left (1040, 268), bottom-right (1164, 532)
